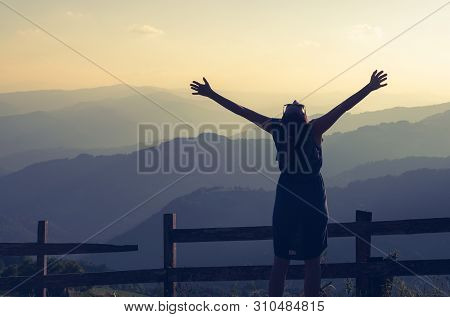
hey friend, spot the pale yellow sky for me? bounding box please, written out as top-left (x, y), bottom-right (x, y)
top-left (0, 0), bottom-right (449, 111)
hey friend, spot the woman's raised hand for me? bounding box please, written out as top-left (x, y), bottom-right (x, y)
top-left (190, 77), bottom-right (214, 97)
top-left (368, 70), bottom-right (388, 91)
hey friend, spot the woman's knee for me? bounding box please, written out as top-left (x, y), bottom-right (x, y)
top-left (273, 255), bottom-right (290, 272)
top-left (304, 255), bottom-right (321, 268)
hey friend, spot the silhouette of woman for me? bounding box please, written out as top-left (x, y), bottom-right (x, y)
top-left (190, 70), bottom-right (388, 296)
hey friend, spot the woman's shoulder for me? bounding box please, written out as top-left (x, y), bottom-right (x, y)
top-left (308, 118), bottom-right (317, 126)
top-left (263, 118), bottom-right (282, 133)
top-left (307, 119), bottom-right (323, 147)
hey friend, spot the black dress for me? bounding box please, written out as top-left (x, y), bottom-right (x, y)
top-left (268, 118), bottom-right (328, 260)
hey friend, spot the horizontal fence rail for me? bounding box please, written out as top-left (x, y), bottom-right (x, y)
top-left (0, 269), bottom-right (165, 290)
top-left (170, 218), bottom-right (450, 243)
top-left (2, 259), bottom-right (450, 291)
top-left (0, 243), bottom-right (138, 256)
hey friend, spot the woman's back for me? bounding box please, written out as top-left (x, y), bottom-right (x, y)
top-left (268, 118), bottom-right (323, 177)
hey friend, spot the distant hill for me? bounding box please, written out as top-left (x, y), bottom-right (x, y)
top-left (0, 89), bottom-right (243, 157)
top-left (0, 145), bottom-right (136, 173)
top-left (2, 83), bottom-right (448, 118)
top-left (3, 114), bottom-right (450, 244)
top-left (0, 167), bottom-right (7, 177)
top-left (0, 135), bottom-right (279, 243)
top-left (0, 214), bottom-right (35, 242)
top-left (0, 85), bottom-right (171, 116)
top-left (328, 156), bottom-right (450, 187)
top-left (2, 104), bottom-right (450, 174)
top-left (0, 85), bottom-right (449, 157)
top-left (321, 102), bottom-right (450, 134)
top-left (234, 102), bottom-right (450, 137)
top-left (323, 110), bottom-right (450, 175)
top-left (3, 105), bottom-right (450, 244)
top-left (91, 168), bottom-right (450, 270)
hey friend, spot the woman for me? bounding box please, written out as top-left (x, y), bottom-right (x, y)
top-left (190, 70), bottom-right (388, 296)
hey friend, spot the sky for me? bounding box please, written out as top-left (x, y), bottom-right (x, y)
top-left (0, 0), bottom-right (449, 112)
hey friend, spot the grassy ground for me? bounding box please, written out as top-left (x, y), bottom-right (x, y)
top-left (69, 276), bottom-right (450, 297)
top-left (71, 287), bottom-right (147, 297)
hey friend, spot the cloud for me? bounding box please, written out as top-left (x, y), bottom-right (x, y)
top-left (128, 24), bottom-right (164, 37)
top-left (348, 24), bottom-right (383, 41)
top-left (297, 40), bottom-right (321, 48)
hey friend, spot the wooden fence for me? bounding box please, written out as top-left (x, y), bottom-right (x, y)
top-left (1, 211), bottom-right (450, 297)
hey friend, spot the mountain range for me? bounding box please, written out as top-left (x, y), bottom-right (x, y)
top-left (328, 155), bottom-right (450, 187)
top-left (0, 85), bottom-right (172, 116)
top-left (323, 110), bottom-right (450, 175)
top-left (1, 104), bottom-right (450, 176)
top-left (2, 106), bottom-right (450, 242)
top-left (0, 135), bottom-right (276, 243)
top-left (0, 85), bottom-right (449, 161)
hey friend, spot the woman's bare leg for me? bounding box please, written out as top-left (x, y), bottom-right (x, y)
top-left (304, 255), bottom-right (321, 296)
top-left (269, 256), bottom-right (290, 296)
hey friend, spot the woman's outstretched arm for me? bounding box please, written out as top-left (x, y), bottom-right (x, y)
top-left (190, 77), bottom-right (271, 131)
top-left (312, 70), bottom-right (388, 140)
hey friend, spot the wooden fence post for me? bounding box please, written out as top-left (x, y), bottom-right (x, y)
top-left (368, 257), bottom-right (394, 296)
top-left (36, 220), bottom-right (48, 297)
top-left (163, 213), bottom-right (176, 297)
top-left (355, 210), bottom-right (372, 296)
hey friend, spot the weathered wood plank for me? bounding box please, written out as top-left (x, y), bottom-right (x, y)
top-left (36, 220), bottom-right (48, 297)
top-left (171, 218), bottom-right (450, 243)
top-left (172, 263), bottom-right (358, 282)
top-left (164, 213), bottom-right (177, 297)
top-left (44, 269), bottom-right (165, 288)
top-left (1, 259), bottom-right (449, 292)
top-left (171, 226), bottom-right (274, 242)
top-left (367, 258), bottom-right (450, 277)
top-left (0, 243), bottom-right (138, 256)
top-left (355, 211), bottom-right (372, 296)
top-left (0, 269), bottom-right (165, 291)
top-left (169, 259), bottom-right (450, 282)
top-left (370, 218), bottom-right (450, 236)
